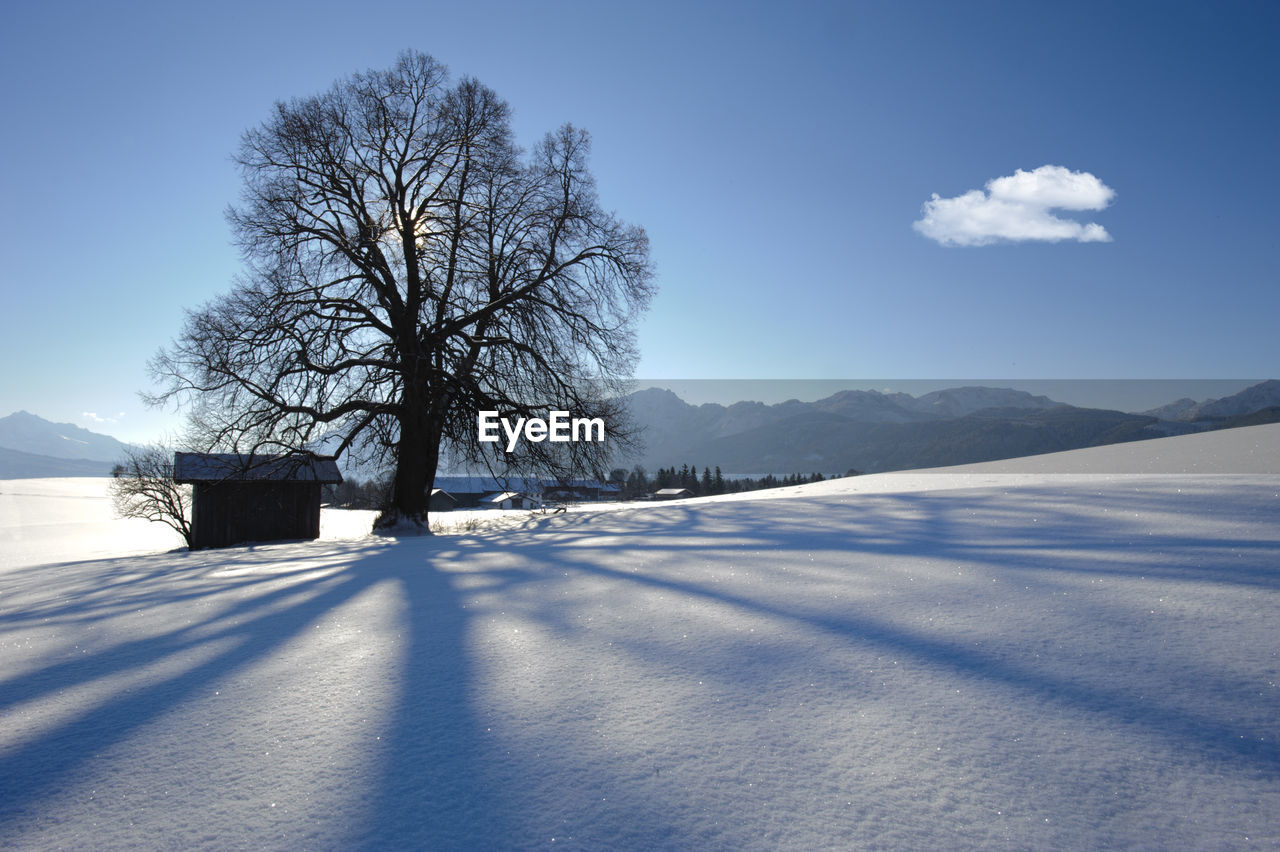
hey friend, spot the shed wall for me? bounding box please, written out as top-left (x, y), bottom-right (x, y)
top-left (190, 482), bottom-right (322, 549)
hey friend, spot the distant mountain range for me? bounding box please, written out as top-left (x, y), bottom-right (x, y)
top-left (4, 380), bottom-right (1278, 479)
top-left (619, 380), bottom-right (1280, 474)
top-left (1141, 379), bottom-right (1280, 422)
top-left (0, 411), bottom-right (137, 478)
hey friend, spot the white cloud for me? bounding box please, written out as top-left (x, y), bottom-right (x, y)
top-left (913, 165), bottom-right (1115, 247)
top-left (81, 411), bottom-right (123, 424)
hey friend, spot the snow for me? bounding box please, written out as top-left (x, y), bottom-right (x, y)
top-left (2, 427), bottom-right (1278, 849)
top-left (0, 478), bottom-right (186, 567)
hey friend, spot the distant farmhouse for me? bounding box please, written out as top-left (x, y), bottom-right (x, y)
top-left (543, 479), bottom-right (619, 503)
top-left (174, 452), bottom-right (342, 549)
top-left (428, 488), bottom-right (457, 512)
top-left (652, 487), bottom-right (695, 501)
top-left (479, 491), bottom-right (539, 510)
top-left (431, 475), bottom-right (619, 510)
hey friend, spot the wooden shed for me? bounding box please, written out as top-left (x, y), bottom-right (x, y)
top-left (173, 452), bottom-right (343, 549)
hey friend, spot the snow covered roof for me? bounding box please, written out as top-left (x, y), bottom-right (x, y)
top-left (172, 452), bottom-right (343, 484)
top-left (652, 487), bottom-right (694, 498)
top-left (435, 476), bottom-right (523, 493)
top-left (434, 475), bottom-right (544, 494)
top-left (479, 491), bottom-right (533, 504)
top-left (544, 478), bottom-right (611, 489)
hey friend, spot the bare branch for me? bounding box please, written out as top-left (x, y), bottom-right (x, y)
top-left (148, 51), bottom-right (654, 528)
top-left (109, 445), bottom-right (193, 547)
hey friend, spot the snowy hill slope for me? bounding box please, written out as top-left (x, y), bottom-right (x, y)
top-left (907, 420), bottom-right (1280, 475)
top-left (1, 429), bottom-right (1278, 849)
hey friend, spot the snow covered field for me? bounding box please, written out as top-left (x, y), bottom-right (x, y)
top-left (2, 426), bottom-right (1278, 849)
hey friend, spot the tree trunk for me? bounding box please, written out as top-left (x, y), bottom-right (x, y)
top-left (382, 401), bottom-right (441, 529)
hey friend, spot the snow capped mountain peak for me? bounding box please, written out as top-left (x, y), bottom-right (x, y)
top-left (1142, 379), bottom-right (1280, 422)
top-left (0, 411), bottom-right (137, 476)
top-left (906, 386), bottom-right (1059, 418)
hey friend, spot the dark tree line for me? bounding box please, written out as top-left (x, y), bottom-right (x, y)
top-left (326, 464), bottom-right (857, 511)
top-left (613, 464), bottom-right (855, 500)
top-left (326, 476), bottom-right (393, 511)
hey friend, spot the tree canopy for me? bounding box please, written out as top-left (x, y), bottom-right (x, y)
top-left (150, 51), bottom-right (654, 526)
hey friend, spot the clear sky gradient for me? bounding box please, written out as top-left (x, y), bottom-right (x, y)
top-left (2, 0), bottom-right (1276, 442)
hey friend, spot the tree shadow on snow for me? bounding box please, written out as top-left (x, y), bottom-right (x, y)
top-left (447, 481), bottom-right (1280, 778)
top-left (0, 536), bottom-right (530, 848)
top-left (1, 477), bottom-right (1277, 848)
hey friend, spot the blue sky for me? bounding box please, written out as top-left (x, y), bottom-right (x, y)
top-left (2, 0), bottom-right (1276, 442)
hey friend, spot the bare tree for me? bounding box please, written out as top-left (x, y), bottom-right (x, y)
top-left (148, 52), bottom-right (653, 528)
top-left (109, 445), bottom-right (193, 547)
